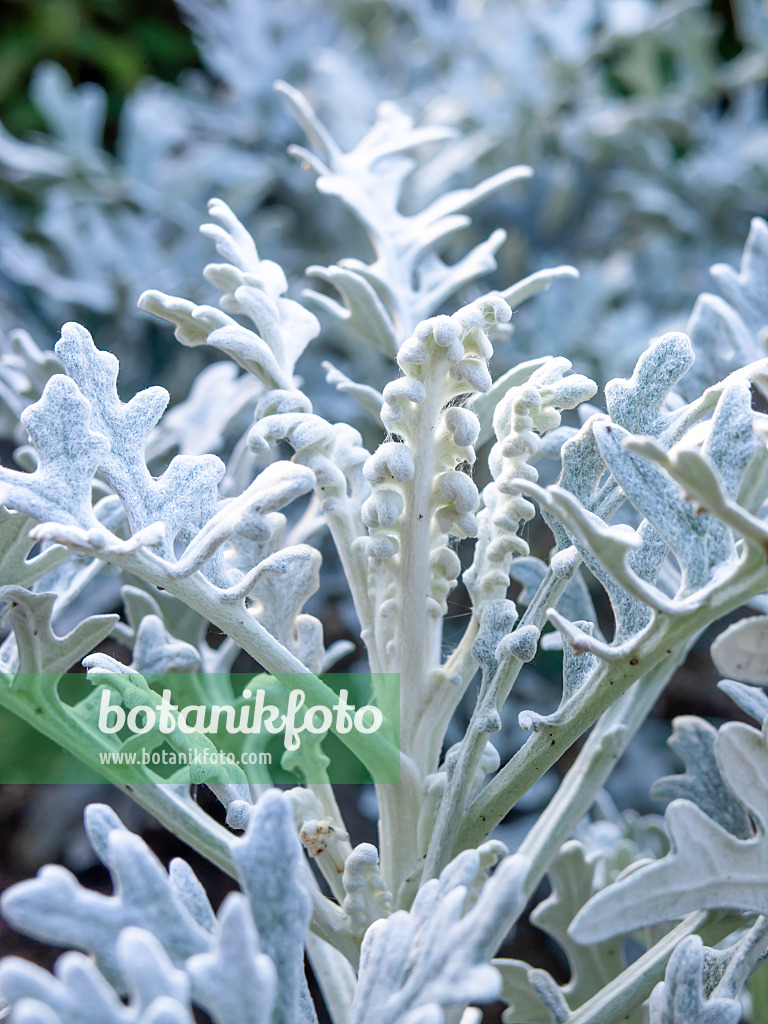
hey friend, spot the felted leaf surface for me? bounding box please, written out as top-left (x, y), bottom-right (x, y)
top-left (572, 720), bottom-right (768, 942)
top-left (340, 843), bottom-right (393, 938)
top-left (55, 323), bottom-right (168, 506)
top-left (648, 936), bottom-right (741, 1024)
top-left (306, 266), bottom-right (398, 356)
top-left (0, 929), bottom-right (195, 1024)
top-left (201, 198), bottom-right (320, 377)
top-left (55, 322), bottom-right (226, 551)
top-left (652, 716), bottom-right (752, 838)
top-left (684, 218), bottom-right (768, 397)
top-left (0, 506), bottom-right (70, 590)
top-left (0, 375), bottom-right (107, 527)
top-left (1, 805), bottom-right (214, 985)
top-left (711, 616), bottom-right (768, 685)
top-left (593, 420), bottom-right (731, 595)
top-left (350, 848), bottom-right (528, 1024)
top-left (0, 586), bottom-right (117, 675)
top-left (229, 790), bottom-right (313, 1024)
top-left (718, 679), bottom-right (768, 724)
top-left (187, 893), bottom-right (278, 1024)
top-left (129, 615), bottom-right (200, 675)
top-left (322, 360), bottom-right (385, 424)
top-left (604, 332), bottom-right (693, 440)
top-left (140, 199), bottom-right (319, 391)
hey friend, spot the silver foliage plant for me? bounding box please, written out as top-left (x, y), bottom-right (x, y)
top-left (3, 91), bottom-right (768, 1024)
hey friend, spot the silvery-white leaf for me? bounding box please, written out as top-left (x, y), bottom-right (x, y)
top-left (594, 421), bottom-right (731, 595)
top-left (279, 80), bottom-right (533, 347)
top-left (54, 322), bottom-right (226, 552)
top-left (711, 616), bottom-right (768, 685)
top-left (496, 960), bottom-right (559, 1024)
top-left (652, 716), bottom-right (751, 838)
top-left (322, 360), bottom-right (385, 424)
top-left (111, 584), bottom-right (164, 648)
top-left (130, 615), bottom-right (201, 675)
top-left (230, 790), bottom-right (314, 1024)
top-left (700, 381), bottom-right (761, 499)
top-left (571, 720), bottom-right (768, 942)
top-left (1, 806), bottom-right (214, 985)
top-left (604, 332), bottom-right (693, 440)
top-left (497, 840), bottom-right (628, 1019)
top-left (0, 328), bottom-right (63, 440)
top-left (187, 893), bottom-right (277, 1024)
top-left (201, 198), bottom-right (320, 378)
top-left (0, 928), bottom-right (196, 1024)
top-left (710, 217), bottom-right (768, 339)
top-left (305, 266), bottom-right (398, 357)
top-left (167, 461), bottom-right (315, 580)
top-left (341, 844), bottom-right (393, 938)
top-left (0, 375), bottom-right (107, 527)
top-left (350, 850), bottom-right (528, 1024)
top-left (0, 954), bottom-right (128, 1024)
top-left (718, 679), bottom-right (768, 724)
top-left (648, 936), bottom-right (741, 1024)
top-left (0, 586), bottom-right (117, 675)
top-left (149, 362), bottom-right (262, 459)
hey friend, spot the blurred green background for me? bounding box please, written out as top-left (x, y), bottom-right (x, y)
top-left (0, 0), bottom-right (199, 143)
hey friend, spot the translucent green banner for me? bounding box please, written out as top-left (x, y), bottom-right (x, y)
top-left (0, 672), bottom-right (400, 785)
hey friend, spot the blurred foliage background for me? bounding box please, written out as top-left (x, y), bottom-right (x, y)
top-left (0, 0), bottom-right (744, 143)
top-left (0, 0), bottom-right (763, 396)
top-left (0, 0), bottom-right (199, 141)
